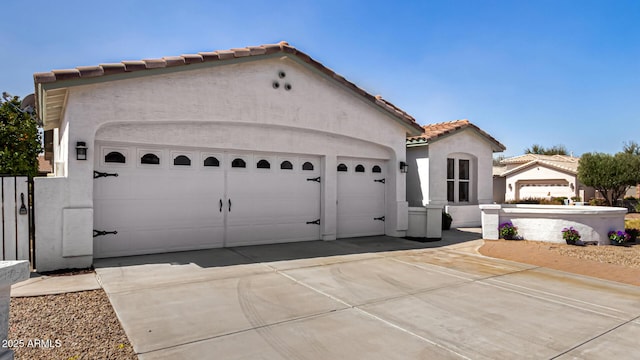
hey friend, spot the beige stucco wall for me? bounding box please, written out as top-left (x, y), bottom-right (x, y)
top-left (36, 55), bottom-right (412, 271)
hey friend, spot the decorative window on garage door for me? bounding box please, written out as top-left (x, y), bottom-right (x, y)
top-left (256, 159), bottom-right (271, 169)
top-left (355, 164), bottom-right (365, 173)
top-left (302, 161), bottom-right (314, 171)
top-left (337, 163), bottom-right (348, 172)
top-left (141, 153), bottom-right (160, 165)
top-left (173, 155), bottom-right (191, 166)
top-left (203, 156), bottom-right (220, 167)
top-left (280, 160), bottom-right (293, 170)
top-left (105, 151), bottom-right (126, 163)
top-left (372, 165), bottom-right (382, 173)
top-left (232, 158), bottom-right (246, 168)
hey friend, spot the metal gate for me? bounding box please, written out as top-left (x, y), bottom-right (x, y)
top-left (1, 176), bottom-right (32, 264)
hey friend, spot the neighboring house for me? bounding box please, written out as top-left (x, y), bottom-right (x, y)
top-left (33, 41), bottom-right (423, 271)
top-left (492, 165), bottom-right (507, 203)
top-left (625, 185), bottom-right (640, 199)
top-left (496, 154), bottom-right (595, 202)
top-left (406, 120), bottom-right (506, 228)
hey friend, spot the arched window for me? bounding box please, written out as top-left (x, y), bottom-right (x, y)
top-left (173, 155), bottom-right (191, 166)
top-left (203, 156), bottom-right (220, 167)
top-left (105, 151), bottom-right (126, 163)
top-left (280, 160), bottom-right (293, 170)
top-left (302, 162), bottom-right (314, 171)
top-left (355, 164), bottom-right (365, 173)
top-left (232, 158), bottom-right (246, 168)
top-left (257, 159), bottom-right (271, 169)
top-left (141, 153), bottom-right (160, 165)
top-left (372, 165), bottom-right (382, 173)
top-left (337, 163), bottom-right (348, 172)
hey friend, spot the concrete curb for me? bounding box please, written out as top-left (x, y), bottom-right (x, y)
top-left (10, 273), bottom-right (101, 297)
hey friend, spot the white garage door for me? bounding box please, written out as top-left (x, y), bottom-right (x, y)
top-left (518, 182), bottom-right (572, 200)
top-left (225, 154), bottom-right (322, 247)
top-left (93, 144), bottom-right (321, 258)
top-left (336, 158), bottom-right (386, 238)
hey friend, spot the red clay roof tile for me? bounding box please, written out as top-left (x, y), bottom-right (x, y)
top-left (407, 119), bottom-right (505, 151)
top-left (33, 42), bottom-right (422, 133)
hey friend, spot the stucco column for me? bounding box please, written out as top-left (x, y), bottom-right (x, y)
top-left (479, 204), bottom-right (501, 240)
top-left (0, 261), bottom-right (30, 360)
top-left (321, 155), bottom-right (337, 240)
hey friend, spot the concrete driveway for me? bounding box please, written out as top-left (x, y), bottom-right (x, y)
top-left (95, 230), bottom-right (640, 359)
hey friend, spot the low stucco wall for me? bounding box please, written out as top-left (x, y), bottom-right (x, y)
top-left (445, 204), bottom-right (481, 228)
top-left (407, 205), bottom-right (443, 238)
top-left (480, 204), bottom-right (627, 245)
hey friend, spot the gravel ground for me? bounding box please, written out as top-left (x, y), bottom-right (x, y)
top-left (9, 289), bottom-right (136, 360)
top-left (546, 242), bottom-right (640, 268)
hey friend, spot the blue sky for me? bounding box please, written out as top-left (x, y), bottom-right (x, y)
top-left (1, 0), bottom-right (638, 156)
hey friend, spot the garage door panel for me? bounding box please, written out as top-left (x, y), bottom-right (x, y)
top-left (94, 226), bottom-right (225, 258)
top-left (227, 223), bottom-right (320, 247)
top-left (225, 155), bottom-right (321, 247)
top-left (95, 147), bottom-right (321, 256)
top-left (337, 159), bottom-right (386, 238)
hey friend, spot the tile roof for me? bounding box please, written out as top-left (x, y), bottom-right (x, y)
top-left (34, 41), bottom-right (423, 134)
top-left (500, 154), bottom-right (579, 165)
top-left (499, 154), bottom-right (580, 177)
top-left (406, 119), bottom-right (506, 151)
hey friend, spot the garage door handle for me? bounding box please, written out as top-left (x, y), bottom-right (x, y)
top-left (219, 199), bottom-right (223, 213)
top-left (228, 199), bottom-right (232, 212)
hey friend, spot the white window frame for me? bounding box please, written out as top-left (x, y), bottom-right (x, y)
top-left (446, 156), bottom-right (474, 204)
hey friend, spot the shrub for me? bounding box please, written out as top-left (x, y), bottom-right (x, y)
top-left (589, 198), bottom-right (607, 206)
top-left (551, 197), bottom-right (568, 205)
top-left (608, 230), bottom-right (630, 245)
top-left (636, 203), bottom-right (640, 213)
top-left (561, 227), bottom-right (581, 245)
top-left (442, 211), bottom-right (452, 230)
top-left (625, 228), bottom-right (639, 242)
top-left (571, 196), bottom-right (582, 202)
top-left (498, 221), bottom-right (518, 240)
top-left (624, 196), bottom-right (637, 201)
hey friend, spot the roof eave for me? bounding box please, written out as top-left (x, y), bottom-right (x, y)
top-left (34, 42), bottom-right (422, 134)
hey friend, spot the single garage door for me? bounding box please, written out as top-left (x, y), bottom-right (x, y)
top-left (225, 153), bottom-right (322, 247)
top-left (336, 158), bottom-right (386, 238)
top-left (93, 144), bottom-right (321, 258)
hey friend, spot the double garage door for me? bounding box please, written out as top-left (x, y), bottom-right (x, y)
top-left (94, 144), bottom-right (386, 258)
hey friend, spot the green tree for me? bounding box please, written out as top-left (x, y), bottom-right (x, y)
top-left (577, 152), bottom-right (640, 206)
top-left (0, 93), bottom-right (42, 177)
top-left (524, 144), bottom-right (568, 155)
top-left (623, 140), bottom-right (640, 156)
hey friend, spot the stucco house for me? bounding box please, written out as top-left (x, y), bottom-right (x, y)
top-left (33, 41), bottom-right (424, 271)
top-left (406, 120), bottom-right (506, 228)
top-left (496, 154), bottom-right (595, 202)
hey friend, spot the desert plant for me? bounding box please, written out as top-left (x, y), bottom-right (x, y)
top-left (442, 211), bottom-right (452, 230)
top-left (589, 198), bottom-right (607, 206)
top-left (608, 230), bottom-right (630, 245)
top-left (561, 227), bottom-right (581, 245)
top-left (498, 221), bottom-right (518, 240)
top-left (636, 203), bottom-right (640, 213)
top-left (571, 196), bottom-right (582, 202)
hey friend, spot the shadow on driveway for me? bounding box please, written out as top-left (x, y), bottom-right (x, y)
top-left (94, 228), bottom-right (482, 269)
